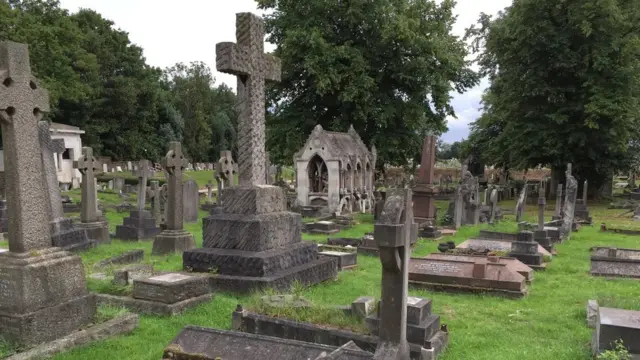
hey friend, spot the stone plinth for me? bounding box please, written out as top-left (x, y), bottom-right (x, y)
top-left (76, 220), bottom-right (110, 245)
top-left (51, 218), bottom-right (96, 252)
top-left (408, 256), bottom-right (528, 298)
top-left (152, 229), bottom-right (195, 256)
top-left (304, 220), bottom-right (340, 235)
top-left (592, 307), bottom-right (640, 357)
top-left (508, 231), bottom-right (544, 269)
top-left (184, 186), bottom-right (338, 293)
top-left (0, 249), bottom-right (97, 346)
top-left (366, 297), bottom-right (442, 349)
top-left (96, 273), bottom-right (212, 316)
top-left (318, 248), bottom-right (358, 270)
top-left (115, 210), bottom-right (161, 240)
top-left (533, 229), bottom-right (552, 253)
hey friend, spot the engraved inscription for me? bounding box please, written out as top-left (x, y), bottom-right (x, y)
top-left (415, 262), bottom-right (463, 274)
top-left (149, 273), bottom-right (192, 283)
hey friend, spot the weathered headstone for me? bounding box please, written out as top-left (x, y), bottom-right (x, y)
top-left (515, 184), bottom-right (527, 222)
top-left (182, 179), bottom-right (199, 223)
top-left (40, 121), bottom-right (93, 251)
top-left (114, 176), bottom-right (125, 191)
top-left (488, 188), bottom-right (499, 224)
top-left (115, 159), bottom-right (160, 240)
top-left (561, 164), bottom-right (578, 239)
top-left (553, 184), bottom-right (563, 220)
top-left (152, 142), bottom-right (195, 255)
top-left (413, 135), bottom-right (441, 239)
top-left (574, 179), bottom-right (592, 224)
top-left (533, 182), bottom-right (551, 252)
top-left (591, 305), bottom-right (640, 357)
top-left (183, 12), bottom-right (337, 292)
top-left (74, 147), bottom-right (110, 244)
top-left (0, 41), bottom-right (96, 347)
top-left (150, 180), bottom-right (162, 224)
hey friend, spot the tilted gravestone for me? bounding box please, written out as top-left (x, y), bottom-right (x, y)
top-left (561, 164), bottom-right (578, 240)
top-left (39, 120), bottom-right (94, 251)
top-left (0, 41), bottom-right (96, 347)
top-left (183, 12), bottom-right (337, 292)
top-left (74, 146), bottom-right (110, 244)
top-left (115, 159), bottom-right (160, 240)
top-left (152, 142), bottom-right (195, 255)
top-left (182, 179), bottom-right (199, 223)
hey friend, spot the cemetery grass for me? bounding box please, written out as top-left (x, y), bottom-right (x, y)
top-left (2, 197), bottom-right (639, 359)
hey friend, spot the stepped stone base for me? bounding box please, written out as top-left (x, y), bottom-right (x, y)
top-left (152, 229), bottom-right (196, 256)
top-left (183, 242), bottom-right (318, 276)
top-left (205, 257), bottom-right (338, 294)
top-left (115, 210), bottom-right (161, 241)
top-left (51, 218), bottom-right (95, 252)
top-left (76, 221), bottom-right (111, 244)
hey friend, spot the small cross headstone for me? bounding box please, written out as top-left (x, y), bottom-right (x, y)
top-left (74, 147), bottom-right (99, 223)
top-left (161, 142), bottom-right (188, 230)
top-left (216, 12), bottom-right (281, 186)
top-left (133, 159), bottom-right (153, 210)
top-left (0, 41), bottom-right (52, 252)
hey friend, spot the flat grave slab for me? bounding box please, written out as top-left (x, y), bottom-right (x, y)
top-left (592, 307), bottom-right (640, 356)
top-left (591, 247), bottom-right (640, 278)
top-left (319, 249), bottom-right (358, 270)
top-left (408, 256), bottom-right (527, 298)
top-left (425, 253), bottom-right (534, 282)
top-left (162, 326), bottom-right (374, 360)
top-left (458, 238), bottom-right (552, 257)
top-left (304, 220), bottom-right (340, 235)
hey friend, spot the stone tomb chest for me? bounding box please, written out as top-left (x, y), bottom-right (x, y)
top-left (590, 247), bottom-right (640, 278)
top-left (457, 238), bottom-right (552, 257)
top-left (408, 255), bottom-right (528, 297)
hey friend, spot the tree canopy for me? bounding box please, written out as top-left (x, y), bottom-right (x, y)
top-left (465, 0), bottom-right (640, 189)
top-left (256, 0), bottom-right (478, 168)
top-left (0, 0), bottom-right (236, 162)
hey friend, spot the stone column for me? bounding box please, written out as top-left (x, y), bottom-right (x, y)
top-left (583, 180), bottom-right (588, 206)
top-left (74, 147), bottom-right (110, 244)
top-left (152, 141), bottom-right (195, 255)
top-left (372, 189), bottom-right (413, 359)
top-left (554, 184), bottom-right (563, 220)
top-left (0, 41), bottom-right (95, 347)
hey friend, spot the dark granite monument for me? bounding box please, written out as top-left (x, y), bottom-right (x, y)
top-left (508, 231), bottom-right (545, 270)
top-left (182, 12), bottom-right (337, 292)
top-left (0, 41), bottom-right (96, 346)
top-left (152, 142), bottom-right (196, 255)
top-left (74, 146), bottom-right (111, 244)
top-left (115, 159), bottom-right (161, 240)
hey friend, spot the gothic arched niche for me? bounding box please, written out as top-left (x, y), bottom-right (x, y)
top-left (355, 163), bottom-right (362, 190)
top-left (308, 154), bottom-right (328, 193)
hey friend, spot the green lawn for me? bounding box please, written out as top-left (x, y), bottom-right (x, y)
top-left (2, 184), bottom-right (640, 360)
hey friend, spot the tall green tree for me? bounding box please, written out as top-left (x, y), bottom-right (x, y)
top-left (465, 0), bottom-right (640, 191)
top-left (257, 0), bottom-right (478, 167)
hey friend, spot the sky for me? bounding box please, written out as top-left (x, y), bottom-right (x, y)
top-left (58, 0), bottom-right (512, 143)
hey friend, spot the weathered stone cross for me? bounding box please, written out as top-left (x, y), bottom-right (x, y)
top-left (133, 159), bottom-right (153, 210)
top-left (216, 12), bottom-right (281, 186)
top-left (0, 42), bottom-right (51, 252)
top-left (39, 120), bottom-right (66, 222)
top-left (74, 147), bottom-right (99, 223)
top-left (161, 141), bottom-right (188, 230)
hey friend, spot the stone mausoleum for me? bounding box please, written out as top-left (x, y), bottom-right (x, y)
top-left (294, 124), bottom-right (376, 213)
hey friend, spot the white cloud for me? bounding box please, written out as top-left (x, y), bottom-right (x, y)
top-left (58, 0), bottom-right (511, 142)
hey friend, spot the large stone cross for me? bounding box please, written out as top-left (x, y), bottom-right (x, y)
top-left (133, 159), bottom-right (153, 210)
top-left (0, 42), bottom-right (51, 252)
top-left (74, 147), bottom-right (99, 223)
top-left (216, 12), bottom-right (281, 186)
top-left (161, 141), bottom-right (188, 230)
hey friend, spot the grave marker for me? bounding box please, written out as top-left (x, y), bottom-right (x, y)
top-left (74, 147), bottom-right (110, 244)
top-left (0, 41), bottom-right (96, 346)
top-left (413, 134), bottom-right (441, 239)
top-left (182, 179), bottom-right (198, 223)
top-left (152, 142), bottom-right (195, 255)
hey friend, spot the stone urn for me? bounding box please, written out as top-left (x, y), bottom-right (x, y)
top-left (447, 241), bottom-right (456, 250)
top-left (438, 243), bottom-right (450, 253)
